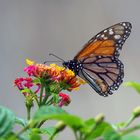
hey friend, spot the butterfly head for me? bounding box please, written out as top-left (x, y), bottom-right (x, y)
top-left (63, 60), bottom-right (82, 75)
top-left (63, 60), bottom-right (76, 70)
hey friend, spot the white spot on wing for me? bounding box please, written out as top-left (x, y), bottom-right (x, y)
top-left (101, 34), bottom-right (105, 38)
top-left (103, 36), bottom-right (108, 40)
top-left (114, 35), bottom-right (121, 40)
top-left (96, 34), bottom-right (100, 38)
top-left (109, 30), bottom-right (114, 35)
top-left (122, 23), bottom-right (126, 26)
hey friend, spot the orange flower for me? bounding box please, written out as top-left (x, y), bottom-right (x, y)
top-left (24, 59), bottom-right (85, 91)
top-left (35, 64), bottom-right (51, 78)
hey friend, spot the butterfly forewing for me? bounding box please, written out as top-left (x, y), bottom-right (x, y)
top-left (75, 22), bottom-right (132, 60)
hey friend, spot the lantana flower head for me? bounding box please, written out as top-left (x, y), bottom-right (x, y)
top-left (24, 59), bottom-right (85, 91)
top-left (14, 59), bottom-right (86, 107)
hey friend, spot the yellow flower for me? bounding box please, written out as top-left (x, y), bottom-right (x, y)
top-left (50, 63), bottom-right (65, 72)
top-left (77, 77), bottom-right (86, 84)
top-left (66, 69), bottom-right (75, 77)
top-left (72, 87), bottom-right (80, 91)
top-left (26, 59), bottom-right (35, 66)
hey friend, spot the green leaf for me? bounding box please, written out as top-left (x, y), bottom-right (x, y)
top-left (31, 127), bottom-right (57, 139)
top-left (40, 127), bottom-right (56, 135)
top-left (114, 122), bottom-right (126, 129)
top-left (53, 94), bottom-right (59, 103)
top-left (3, 133), bottom-right (18, 140)
top-left (122, 135), bottom-right (140, 140)
top-left (0, 132), bottom-right (28, 140)
top-left (33, 78), bottom-right (40, 84)
top-left (30, 133), bottom-right (41, 140)
top-left (0, 106), bottom-right (15, 137)
top-left (85, 118), bottom-right (96, 126)
top-left (33, 106), bottom-right (85, 130)
top-left (40, 127), bottom-right (57, 139)
top-left (103, 127), bottom-right (121, 140)
top-left (20, 88), bottom-right (31, 93)
top-left (33, 105), bottom-right (67, 119)
top-left (81, 118), bottom-right (96, 133)
top-left (15, 117), bottom-right (27, 127)
top-left (123, 82), bottom-right (140, 93)
top-left (85, 122), bottom-right (112, 139)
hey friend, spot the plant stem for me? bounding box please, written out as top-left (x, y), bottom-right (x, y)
top-left (39, 84), bottom-right (44, 106)
top-left (27, 106), bottom-right (31, 120)
top-left (46, 96), bottom-right (54, 105)
top-left (42, 86), bottom-right (50, 104)
top-left (34, 96), bottom-right (40, 106)
top-left (79, 133), bottom-right (84, 140)
top-left (122, 115), bottom-right (135, 128)
top-left (74, 131), bottom-right (80, 140)
top-left (83, 123), bottom-right (97, 140)
top-left (16, 124), bottom-right (30, 137)
top-left (120, 124), bottom-right (140, 136)
top-left (37, 120), bottom-right (46, 128)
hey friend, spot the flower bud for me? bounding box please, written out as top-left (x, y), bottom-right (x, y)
top-left (25, 94), bottom-right (34, 109)
top-left (55, 121), bottom-right (66, 132)
top-left (133, 106), bottom-right (140, 118)
top-left (95, 113), bottom-right (105, 124)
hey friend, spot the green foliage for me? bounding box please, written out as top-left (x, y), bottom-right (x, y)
top-left (102, 127), bottom-right (121, 140)
top-left (39, 127), bottom-right (57, 136)
top-left (0, 106), bottom-right (15, 137)
top-left (30, 133), bottom-right (41, 140)
top-left (124, 81), bottom-right (140, 94)
top-left (2, 78), bottom-right (140, 139)
top-left (33, 106), bottom-right (85, 130)
top-left (86, 122), bottom-right (113, 139)
top-left (15, 117), bottom-right (27, 127)
top-left (122, 135), bottom-right (140, 140)
top-left (33, 105), bottom-right (67, 119)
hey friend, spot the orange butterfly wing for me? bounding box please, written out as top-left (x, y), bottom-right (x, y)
top-left (73, 22), bottom-right (132, 96)
top-left (75, 40), bottom-right (115, 59)
top-left (74, 22), bottom-right (132, 61)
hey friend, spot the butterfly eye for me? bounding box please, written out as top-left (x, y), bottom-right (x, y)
top-left (63, 62), bottom-right (69, 68)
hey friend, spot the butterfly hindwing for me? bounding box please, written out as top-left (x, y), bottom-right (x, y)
top-left (78, 56), bottom-right (124, 96)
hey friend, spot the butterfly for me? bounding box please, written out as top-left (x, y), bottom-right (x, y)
top-left (50, 22), bottom-right (132, 97)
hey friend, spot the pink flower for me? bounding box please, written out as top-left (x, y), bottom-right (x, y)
top-left (58, 93), bottom-right (71, 107)
top-left (24, 65), bottom-right (37, 76)
top-left (14, 77), bottom-right (24, 90)
top-left (14, 77), bottom-right (41, 96)
top-left (23, 77), bottom-right (33, 88)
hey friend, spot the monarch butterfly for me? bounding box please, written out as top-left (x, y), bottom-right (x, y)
top-left (50, 22), bottom-right (132, 97)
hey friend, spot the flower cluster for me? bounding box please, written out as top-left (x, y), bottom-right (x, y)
top-left (24, 60), bottom-right (84, 90)
top-left (14, 59), bottom-right (85, 107)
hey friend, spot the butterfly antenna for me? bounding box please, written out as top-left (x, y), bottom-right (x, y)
top-left (43, 60), bottom-right (63, 64)
top-left (49, 53), bottom-right (65, 62)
